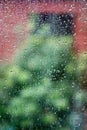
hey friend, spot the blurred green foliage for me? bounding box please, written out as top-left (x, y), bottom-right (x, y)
top-left (0, 14), bottom-right (86, 130)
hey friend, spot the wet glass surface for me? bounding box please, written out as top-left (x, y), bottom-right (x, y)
top-left (0, 1), bottom-right (87, 130)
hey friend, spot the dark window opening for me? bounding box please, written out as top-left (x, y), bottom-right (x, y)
top-left (36, 13), bottom-right (74, 35)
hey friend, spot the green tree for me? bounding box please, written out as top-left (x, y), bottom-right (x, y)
top-left (0, 14), bottom-right (85, 130)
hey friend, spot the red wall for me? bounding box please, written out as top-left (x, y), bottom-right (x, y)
top-left (0, 1), bottom-right (87, 61)
top-left (0, 1), bottom-right (28, 61)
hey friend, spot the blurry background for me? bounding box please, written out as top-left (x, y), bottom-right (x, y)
top-left (0, 1), bottom-right (87, 130)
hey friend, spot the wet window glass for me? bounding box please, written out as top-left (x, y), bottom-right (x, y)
top-left (0, 1), bottom-right (87, 130)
